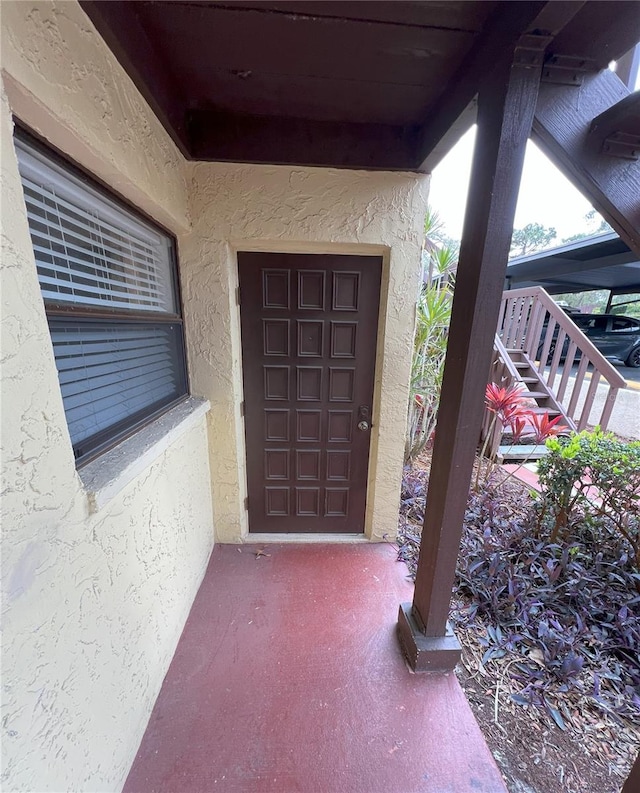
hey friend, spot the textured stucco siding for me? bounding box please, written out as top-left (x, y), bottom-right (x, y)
top-left (0, 4), bottom-right (214, 791)
top-left (0, 0), bottom-right (189, 233)
top-left (181, 163), bottom-right (430, 542)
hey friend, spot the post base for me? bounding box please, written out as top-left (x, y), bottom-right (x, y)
top-left (397, 603), bottom-right (462, 672)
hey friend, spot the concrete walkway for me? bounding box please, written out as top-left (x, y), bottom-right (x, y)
top-left (123, 544), bottom-right (506, 793)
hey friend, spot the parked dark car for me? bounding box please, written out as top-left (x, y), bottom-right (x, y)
top-left (539, 313), bottom-right (640, 367)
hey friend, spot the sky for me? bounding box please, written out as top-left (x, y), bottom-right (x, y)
top-left (429, 67), bottom-right (640, 246)
top-left (430, 132), bottom-right (597, 244)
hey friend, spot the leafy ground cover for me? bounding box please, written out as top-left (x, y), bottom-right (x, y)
top-left (397, 450), bottom-right (640, 793)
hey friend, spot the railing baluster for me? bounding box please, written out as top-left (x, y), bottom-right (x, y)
top-left (508, 298), bottom-right (522, 348)
top-left (523, 297), bottom-right (543, 356)
top-left (547, 328), bottom-right (566, 389)
top-left (503, 297), bottom-right (519, 347)
top-left (556, 340), bottom-right (577, 403)
top-left (578, 369), bottom-right (601, 430)
top-left (510, 296), bottom-right (524, 349)
top-left (515, 296), bottom-right (527, 348)
top-left (567, 355), bottom-right (589, 420)
top-left (538, 319), bottom-right (557, 378)
top-left (517, 296), bottom-right (533, 350)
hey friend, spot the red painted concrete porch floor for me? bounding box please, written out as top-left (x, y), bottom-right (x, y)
top-left (124, 544), bottom-right (507, 793)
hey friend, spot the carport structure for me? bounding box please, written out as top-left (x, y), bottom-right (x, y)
top-left (507, 232), bottom-right (640, 312)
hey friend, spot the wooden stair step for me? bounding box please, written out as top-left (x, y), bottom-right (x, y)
top-left (513, 362), bottom-right (532, 369)
top-left (522, 391), bottom-right (550, 399)
top-left (521, 377), bottom-right (539, 383)
top-left (497, 445), bottom-right (549, 462)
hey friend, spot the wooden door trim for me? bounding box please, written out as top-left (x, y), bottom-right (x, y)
top-left (232, 241), bottom-right (414, 543)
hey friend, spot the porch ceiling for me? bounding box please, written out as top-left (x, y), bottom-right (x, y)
top-left (80, 0), bottom-right (640, 170)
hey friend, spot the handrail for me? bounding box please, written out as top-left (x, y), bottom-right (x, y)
top-left (497, 286), bottom-right (627, 431)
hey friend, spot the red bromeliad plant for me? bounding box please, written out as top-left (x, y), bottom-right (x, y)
top-left (475, 382), bottom-right (568, 491)
top-left (510, 414), bottom-right (528, 444)
top-left (486, 384), bottom-right (531, 437)
top-left (528, 412), bottom-right (568, 445)
top-left (485, 383), bottom-right (526, 421)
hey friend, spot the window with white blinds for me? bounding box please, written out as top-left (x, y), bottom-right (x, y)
top-left (15, 131), bottom-right (188, 464)
top-left (15, 138), bottom-right (175, 313)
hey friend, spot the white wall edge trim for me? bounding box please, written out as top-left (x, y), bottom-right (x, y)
top-left (80, 397), bottom-right (211, 513)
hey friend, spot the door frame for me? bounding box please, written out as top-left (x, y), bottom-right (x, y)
top-left (228, 238), bottom-right (415, 542)
top-left (238, 250), bottom-right (383, 536)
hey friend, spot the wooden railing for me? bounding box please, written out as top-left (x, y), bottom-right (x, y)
top-left (497, 286), bottom-right (627, 431)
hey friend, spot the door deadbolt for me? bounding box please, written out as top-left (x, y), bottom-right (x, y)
top-left (358, 421), bottom-right (370, 431)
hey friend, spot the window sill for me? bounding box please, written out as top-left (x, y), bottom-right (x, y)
top-left (80, 397), bottom-right (210, 513)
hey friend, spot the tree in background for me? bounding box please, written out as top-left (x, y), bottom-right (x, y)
top-left (562, 209), bottom-right (613, 244)
top-left (509, 222), bottom-right (557, 258)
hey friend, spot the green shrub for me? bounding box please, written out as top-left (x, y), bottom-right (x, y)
top-left (405, 284), bottom-right (452, 463)
top-left (404, 207), bottom-right (458, 465)
top-left (536, 429), bottom-right (640, 567)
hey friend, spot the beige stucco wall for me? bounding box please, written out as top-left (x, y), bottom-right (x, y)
top-left (181, 163), bottom-right (429, 542)
top-left (0, 0), bottom-right (189, 234)
top-left (1, 3), bottom-right (214, 791)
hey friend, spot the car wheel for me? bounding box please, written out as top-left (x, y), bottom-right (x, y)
top-left (626, 346), bottom-right (640, 368)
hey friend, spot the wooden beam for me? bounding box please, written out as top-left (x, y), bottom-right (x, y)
top-left (398, 50), bottom-right (542, 670)
top-left (533, 68), bottom-right (640, 256)
top-left (549, 1), bottom-right (640, 70)
top-left (590, 92), bottom-right (640, 143)
top-left (415, 1), bottom-right (583, 171)
top-left (188, 110), bottom-right (418, 170)
top-left (79, 1), bottom-right (190, 156)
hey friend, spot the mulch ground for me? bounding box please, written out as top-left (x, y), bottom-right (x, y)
top-left (397, 448), bottom-right (639, 793)
top-left (456, 626), bottom-right (638, 793)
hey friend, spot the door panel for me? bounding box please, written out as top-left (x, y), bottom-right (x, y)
top-left (238, 252), bottom-right (382, 533)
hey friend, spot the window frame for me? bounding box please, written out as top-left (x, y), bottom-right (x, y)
top-left (14, 123), bottom-right (190, 467)
top-left (610, 317), bottom-right (639, 333)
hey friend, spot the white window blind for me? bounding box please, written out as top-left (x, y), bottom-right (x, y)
top-left (14, 139), bottom-right (175, 313)
top-left (49, 321), bottom-right (184, 449)
top-left (15, 133), bottom-right (188, 463)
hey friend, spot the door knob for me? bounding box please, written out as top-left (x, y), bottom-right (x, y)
top-left (358, 421), bottom-right (369, 431)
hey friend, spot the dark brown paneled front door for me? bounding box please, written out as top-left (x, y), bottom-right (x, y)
top-left (238, 252), bottom-right (382, 534)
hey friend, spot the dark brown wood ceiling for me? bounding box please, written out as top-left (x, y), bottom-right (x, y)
top-left (80, 1), bottom-right (640, 170)
top-left (138, 1), bottom-right (495, 126)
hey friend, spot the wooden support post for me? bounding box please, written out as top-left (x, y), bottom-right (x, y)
top-left (605, 289), bottom-right (613, 313)
top-left (398, 50), bottom-right (543, 671)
